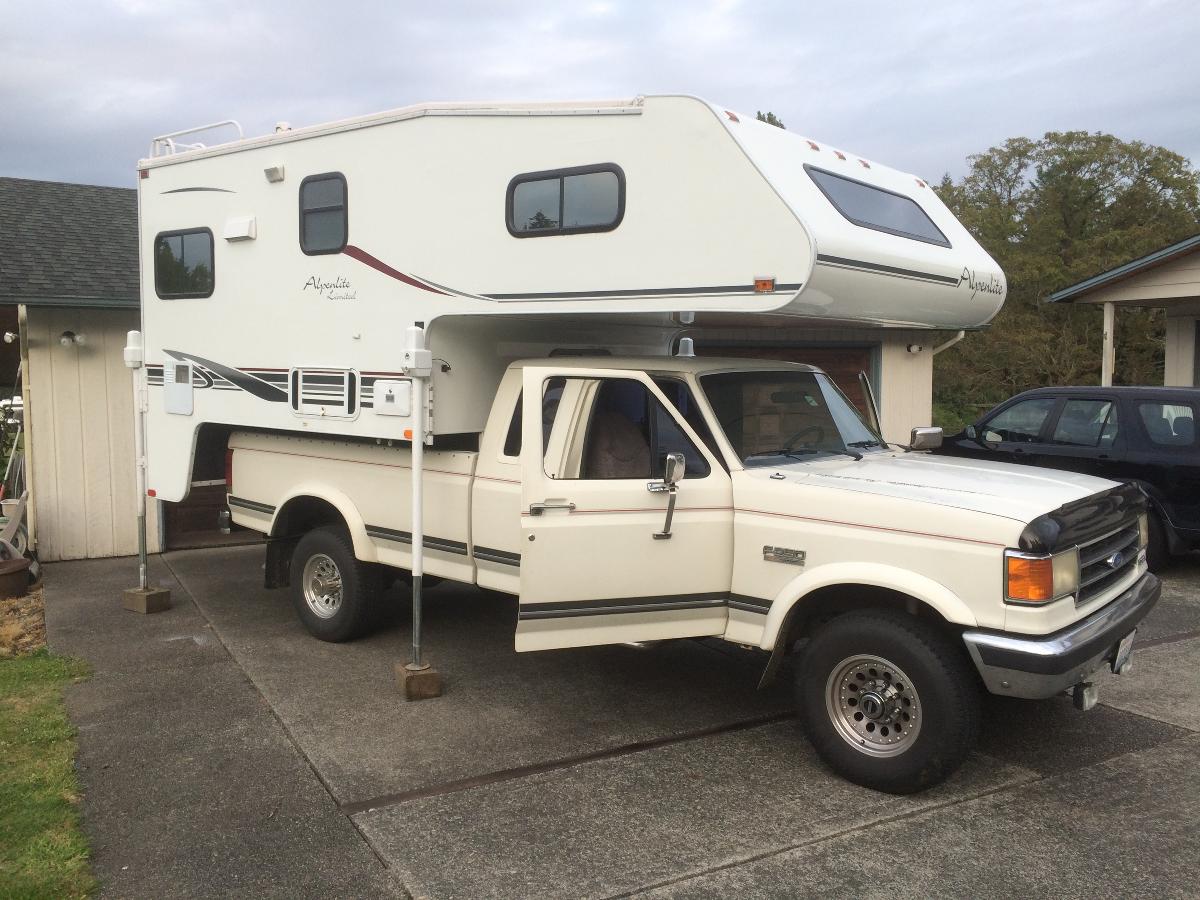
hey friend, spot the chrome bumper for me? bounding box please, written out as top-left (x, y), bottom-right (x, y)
top-left (962, 571), bottom-right (1161, 700)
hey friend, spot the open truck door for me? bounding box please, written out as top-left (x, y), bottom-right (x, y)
top-left (516, 366), bottom-right (733, 651)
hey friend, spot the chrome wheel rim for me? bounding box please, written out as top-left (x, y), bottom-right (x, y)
top-left (825, 654), bottom-right (922, 757)
top-left (302, 554), bottom-right (343, 619)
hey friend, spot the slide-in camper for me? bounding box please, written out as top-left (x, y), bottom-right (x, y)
top-left (134, 95), bottom-right (1158, 793)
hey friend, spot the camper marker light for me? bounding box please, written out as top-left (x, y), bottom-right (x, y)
top-left (806, 140), bottom-right (820, 151)
top-left (834, 150), bottom-right (846, 161)
top-left (754, 277), bottom-right (775, 293)
top-left (724, 110), bottom-right (740, 122)
top-left (139, 169), bottom-right (149, 179)
top-left (146, 489), bottom-right (156, 497)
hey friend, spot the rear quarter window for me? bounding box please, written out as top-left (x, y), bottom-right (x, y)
top-left (1137, 401), bottom-right (1196, 448)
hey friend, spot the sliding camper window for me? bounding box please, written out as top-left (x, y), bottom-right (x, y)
top-left (154, 229), bottom-right (214, 299)
top-left (507, 164), bottom-right (625, 237)
top-left (299, 173), bottom-right (348, 254)
top-left (805, 166), bottom-right (951, 248)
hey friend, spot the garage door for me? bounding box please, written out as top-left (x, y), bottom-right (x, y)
top-left (698, 344), bottom-right (875, 415)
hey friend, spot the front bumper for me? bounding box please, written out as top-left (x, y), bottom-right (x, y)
top-left (962, 571), bottom-right (1161, 700)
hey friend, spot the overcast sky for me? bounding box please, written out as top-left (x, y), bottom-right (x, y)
top-left (2, 0), bottom-right (1197, 189)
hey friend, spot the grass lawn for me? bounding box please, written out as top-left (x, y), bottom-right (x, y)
top-left (0, 649), bottom-right (94, 899)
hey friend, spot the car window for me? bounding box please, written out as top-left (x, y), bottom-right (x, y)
top-left (983, 398), bottom-right (1057, 444)
top-left (1138, 402), bottom-right (1196, 448)
top-left (1051, 400), bottom-right (1117, 448)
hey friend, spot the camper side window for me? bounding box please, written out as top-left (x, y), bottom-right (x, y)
top-left (154, 229), bottom-right (214, 299)
top-left (507, 164), bottom-right (625, 237)
top-left (805, 165), bottom-right (951, 248)
top-left (299, 173), bottom-right (348, 254)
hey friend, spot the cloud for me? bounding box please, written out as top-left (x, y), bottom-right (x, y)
top-left (1, 0), bottom-right (1196, 188)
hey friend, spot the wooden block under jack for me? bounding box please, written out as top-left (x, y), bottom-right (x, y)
top-left (123, 586), bottom-right (172, 614)
top-left (396, 661), bottom-right (443, 701)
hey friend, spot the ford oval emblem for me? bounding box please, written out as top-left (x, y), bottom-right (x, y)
top-left (1105, 551), bottom-right (1125, 570)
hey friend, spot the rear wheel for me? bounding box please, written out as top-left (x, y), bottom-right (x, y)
top-left (796, 610), bottom-right (980, 794)
top-left (290, 525), bottom-right (381, 642)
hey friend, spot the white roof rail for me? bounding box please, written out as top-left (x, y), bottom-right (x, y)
top-left (150, 120), bottom-right (244, 157)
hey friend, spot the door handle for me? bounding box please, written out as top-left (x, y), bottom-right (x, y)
top-left (529, 500), bottom-right (576, 516)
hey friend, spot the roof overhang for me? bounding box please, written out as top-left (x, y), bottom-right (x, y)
top-left (1047, 232), bottom-right (1200, 304)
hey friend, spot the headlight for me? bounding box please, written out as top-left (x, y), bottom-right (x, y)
top-left (1004, 547), bottom-right (1079, 605)
top-left (1138, 513), bottom-right (1149, 549)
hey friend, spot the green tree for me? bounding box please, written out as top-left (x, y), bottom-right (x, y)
top-left (932, 132), bottom-right (1200, 430)
top-left (756, 111), bottom-right (785, 129)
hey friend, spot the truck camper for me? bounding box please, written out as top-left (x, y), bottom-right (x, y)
top-left (135, 95), bottom-right (1159, 793)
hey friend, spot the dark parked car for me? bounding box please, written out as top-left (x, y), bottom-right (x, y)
top-left (938, 386), bottom-right (1199, 570)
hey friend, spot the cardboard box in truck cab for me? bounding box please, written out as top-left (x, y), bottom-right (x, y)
top-left (139, 95), bottom-right (1159, 794)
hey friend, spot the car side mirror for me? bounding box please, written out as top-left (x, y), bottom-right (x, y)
top-left (965, 425), bottom-right (978, 440)
top-left (909, 427), bottom-right (943, 451)
top-left (663, 451), bottom-right (686, 486)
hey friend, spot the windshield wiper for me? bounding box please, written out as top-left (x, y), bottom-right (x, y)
top-left (846, 439), bottom-right (884, 449)
top-left (748, 447), bottom-right (864, 462)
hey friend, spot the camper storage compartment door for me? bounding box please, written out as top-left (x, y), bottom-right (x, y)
top-left (163, 357), bottom-right (194, 415)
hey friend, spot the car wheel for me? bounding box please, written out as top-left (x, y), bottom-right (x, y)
top-left (290, 525), bottom-right (381, 642)
top-left (796, 610), bottom-right (980, 794)
top-left (1146, 512), bottom-right (1170, 573)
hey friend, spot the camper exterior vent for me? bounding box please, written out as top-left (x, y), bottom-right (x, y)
top-left (288, 368), bottom-right (360, 419)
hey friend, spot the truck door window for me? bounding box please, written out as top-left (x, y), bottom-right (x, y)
top-left (983, 398), bottom-right (1057, 444)
top-left (652, 377), bottom-right (723, 463)
top-left (541, 377), bottom-right (708, 480)
top-left (1051, 400), bottom-right (1117, 448)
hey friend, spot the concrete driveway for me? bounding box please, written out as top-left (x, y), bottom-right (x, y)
top-left (45, 547), bottom-right (1200, 899)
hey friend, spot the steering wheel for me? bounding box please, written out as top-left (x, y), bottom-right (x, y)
top-left (783, 425), bottom-right (825, 449)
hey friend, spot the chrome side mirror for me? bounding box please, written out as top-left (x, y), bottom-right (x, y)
top-left (663, 451), bottom-right (685, 486)
top-left (908, 427), bottom-right (943, 451)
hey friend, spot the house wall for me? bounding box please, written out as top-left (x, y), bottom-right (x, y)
top-left (22, 306), bottom-right (160, 561)
top-left (1165, 314), bottom-right (1198, 387)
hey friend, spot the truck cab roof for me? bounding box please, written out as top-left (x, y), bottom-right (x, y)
top-left (509, 356), bottom-right (824, 376)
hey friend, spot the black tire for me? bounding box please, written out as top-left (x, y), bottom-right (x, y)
top-left (796, 610), bottom-right (980, 794)
top-left (1146, 512), bottom-right (1171, 573)
top-left (289, 525), bottom-right (381, 642)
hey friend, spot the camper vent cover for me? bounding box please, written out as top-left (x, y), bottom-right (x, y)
top-left (288, 367), bottom-right (360, 419)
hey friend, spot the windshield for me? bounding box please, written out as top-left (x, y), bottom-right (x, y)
top-left (699, 370), bottom-right (883, 464)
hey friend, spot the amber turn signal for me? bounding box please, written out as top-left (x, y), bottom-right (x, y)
top-left (1005, 555), bottom-right (1054, 603)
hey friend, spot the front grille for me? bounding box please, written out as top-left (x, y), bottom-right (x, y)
top-left (1077, 524), bottom-right (1140, 606)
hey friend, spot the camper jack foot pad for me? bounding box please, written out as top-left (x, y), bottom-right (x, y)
top-left (123, 586), bottom-right (172, 615)
top-left (397, 662), bottom-right (443, 701)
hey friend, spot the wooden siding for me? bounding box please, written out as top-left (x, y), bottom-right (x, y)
top-left (1076, 251), bottom-right (1200, 306)
top-left (1165, 315), bottom-right (1198, 387)
top-left (24, 307), bottom-right (160, 561)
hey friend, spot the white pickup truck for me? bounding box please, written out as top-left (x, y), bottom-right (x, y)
top-left (227, 355), bottom-right (1160, 793)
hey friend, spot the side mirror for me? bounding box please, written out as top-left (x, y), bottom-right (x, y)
top-left (663, 451), bottom-right (686, 486)
top-left (964, 425), bottom-right (978, 440)
top-left (908, 427), bottom-right (943, 451)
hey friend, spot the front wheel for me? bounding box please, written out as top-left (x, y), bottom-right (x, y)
top-left (796, 610), bottom-right (980, 794)
top-left (289, 525), bottom-right (381, 642)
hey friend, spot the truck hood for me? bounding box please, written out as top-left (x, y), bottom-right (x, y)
top-left (746, 452), bottom-right (1117, 525)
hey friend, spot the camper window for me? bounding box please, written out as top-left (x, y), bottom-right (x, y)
top-left (299, 173), bottom-right (348, 254)
top-left (507, 164), bottom-right (624, 237)
top-left (154, 229), bottom-right (214, 299)
top-left (805, 166), bottom-right (950, 248)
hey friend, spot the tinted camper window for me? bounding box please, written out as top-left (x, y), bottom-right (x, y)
top-left (300, 173), bottom-right (348, 254)
top-left (154, 229), bottom-right (214, 299)
top-left (507, 164), bottom-right (624, 237)
top-left (805, 166), bottom-right (950, 248)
